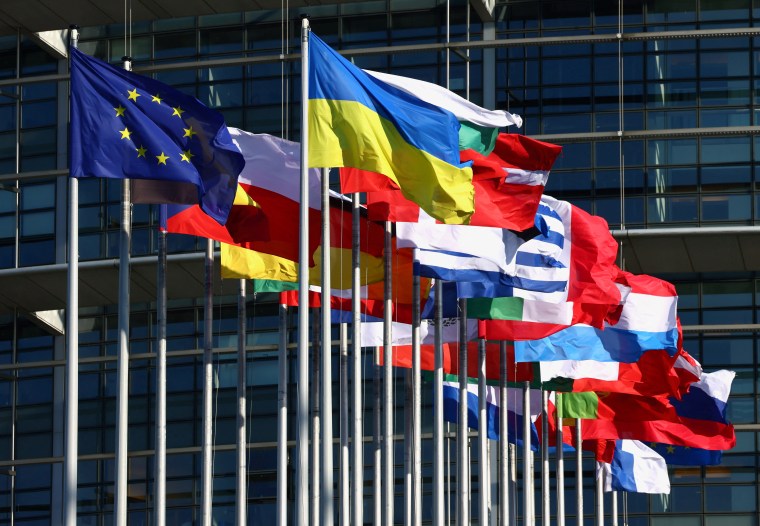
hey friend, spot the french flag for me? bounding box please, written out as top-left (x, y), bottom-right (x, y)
top-left (600, 440), bottom-right (671, 494)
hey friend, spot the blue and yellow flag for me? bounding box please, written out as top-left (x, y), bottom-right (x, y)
top-left (69, 47), bottom-right (244, 225)
top-left (307, 33), bottom-right (474, 225)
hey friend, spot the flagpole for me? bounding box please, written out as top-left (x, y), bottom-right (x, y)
top-left (556, 393), bottom-right (565, 526)
top-left (404, 349), bottom-right (412, 526)
top-left (542, 390), bottom-right (550, 526)
top-left (340, 323), bottom-right (350, 526)
top-left (236, 278), bottom-right (247, 526)
top-left (596, 461), bottom-right (604, 526)
top-left (351, 191), bottom-right (364, 526)
top-left (311, 308), bottom-right (321, 526)
top-left (412, 249), bottom-right (422, 526)
top-left (433, 280), bottom-right (444, 526)
top-left (276, 298), bottom-right (289, 526)
top-left (523, 381), bottom-right (532, 526)
top-left (296, 17), bottom-right (311, 526)
top-left (382, 219), bottom-right (394, 526)
top-left (321, 167), bottom-right (334, 526)
top-left (611, 491), bottom-right (618, 526)
top-left (154, 222), bottom-right (167, 526)
top-left (499, 341), bottom-right (509, 526)
top-left (114, 58), bottom-right (133, 526)
top-left (456, 298), bottom-right (469, 526)
top-left (201, 238), bottom-right (214, 526)
top-left (478, 339), bottom-right (489, 526)
top-left (509, 443), bottom-right (517, 526)
top-left (64, 25), bottom-right (79, 526)
top-left (374, 347), bottom-right (382, 526)
top-left (576, 419), bottom-right (583, 526)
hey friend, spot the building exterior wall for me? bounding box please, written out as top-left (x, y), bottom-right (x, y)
top-left (0, 0), bottom-right (757, 524)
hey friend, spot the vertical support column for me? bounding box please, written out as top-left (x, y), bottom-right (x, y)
top-left (499, 341), bottom-right (509, 526)
top-left (382, 220), bottom-right (394, 526)
top-left (456, 298), bottom-right (469, 526)
top-left (200, 238), bottom-right (214, 526)
top-left (154, 226), bottom-right (167, 526)
top-left (276, 300), bottom-right (289, 526)
top-left (433, 281), bottom-right (444, 526)
top-left (351, 192), bottom-right (363, 526)
top-left (321, 167), bottom-right (333, 526)
top-left (236, 279), bottom-right (247, 526)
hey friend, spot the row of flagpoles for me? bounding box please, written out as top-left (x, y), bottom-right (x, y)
top-left (60, 15), bottom-right (736, 526)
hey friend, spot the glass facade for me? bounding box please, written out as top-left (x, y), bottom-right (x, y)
top-left (0, 0), bottom-right (758, 524)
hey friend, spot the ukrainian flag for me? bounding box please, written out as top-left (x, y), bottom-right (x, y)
top-left (307, 33), bottom-right (475, 225)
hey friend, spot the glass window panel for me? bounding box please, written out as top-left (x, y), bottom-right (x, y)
top-left (701, 165), bottom-right (751, 190)
top-left (647, 195), bottom-right (698, 222)
top-left (648, 167), bottom-right (697, 192)
top-left (701, 194), bottom-right (751, 221)
top-left (17, 376), bottom-right (52, 405)
top-left (647, 138), bottom-right (697, 165)
top-left (21, 100), bottom-right (55, 128)
top-left (651, 484), bottom-right (702, 512)
top-left (726, 397), bottom-right (755, 423)
top-left (154, 31), bottom-right (196, 59)
top-left (19, 127), bottom-right (55, 157)
top-left (19, 239), bottom-right (54, 266)
top-left (343, 15), bottom-right (387, 43)
top-left (647, 109), bottom-right (697, 129)
top-left (702, 308), bottom-right (753, 324)
top-left (595, 196), bottom-right (645, 226)
top-left (700, 50), bottom-right (750, 77)
top-left (702, 337), bottom-right (753, 365)
top-left (542, 113), bottom-right (591, 134)
top-left (544, 171), bottom-right (592, 196)
top-left (647, 53), bottom-right (697, 80)
top-left (594, 55), bottom-right (618, 83)
top-left (200, 28), bottom-right (242, 54)
top-left (198, 82), bottom-right (242, 109)
top-left (541, 0), bottom-right (591, 28)
top-left (542, 86), bottom-right (592, 113)
top-left (704, 485), bottom-right (756, 512)
top-left (703, 281), bottom-right (752, 307)
top-left (542, 57), bottom-right (591, 85)
top-left (704, 516), bottom-right (754, 526)
top-left (0, 215), bottom-right (15, 239)
top-left (647, 82), bottom-right (697, 108)
top-left (701, 108), bottom-right (751, 127)
top-left (20, 182), bottom-right (54, 210)
top-left (701, 137), bottom-right (752, 164)
top-left (20, 210), bottom-right (54, 236)
top-left (701, 78), bottom-right (751, 105)
top-left (0, 104), bottom-right (15, 132)
top-left (646, 0), bottom-right (697, 23)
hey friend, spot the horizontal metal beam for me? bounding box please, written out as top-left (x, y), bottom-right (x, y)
top-left (682, 324), bottom-right (760, 334)
top-left (612, 226), bottom-right (760, 239)
top-left (2, 26), bottom-right (760, 88)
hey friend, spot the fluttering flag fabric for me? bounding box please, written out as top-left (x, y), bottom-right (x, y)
top-left (364, 70), bottom-right (522, 154)
top-left (514, 269), bottom-right (679, 363)
top-left (645, 442), bottom-right (722, 466)
top-left (69, 47), bottom-right (244, 225)
top-left (163, 130), bottom-right (321, 263)
top-left (601, 440), bottom-right (671, 494)
top-left (578, 370), bottom-right (736, 450)
top-left (342, 134), bottom-right (562, 231)
top-left (307, 32), bottom-right (474, 224)
top-left (361, 318), bottom-right (477, 347)
top-left (442, 377), bottom-right (541, 449)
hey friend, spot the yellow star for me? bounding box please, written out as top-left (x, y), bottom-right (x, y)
top-left (114, 105), bottom-right (126, 117)
top-left (666, 445), bottom-right (675, 454)
top-left (156, 152), bottom-right (169, 165)
top-left (180, 150), bottom-right (194, 163)
top-left (127, 88), bottom-right (140, 102)
top-left (183, 126), bottom-right (197, 138)
top-left (650, 443), bottom-right (658, 449)
top-left (172, 106), bottom-right (185, 118)
top-left (151, 94), bottom-right (162, 104)
top-left (119, 127), bottom-right (132, 140)
top-left (136, 145), bottom-right (147, 158)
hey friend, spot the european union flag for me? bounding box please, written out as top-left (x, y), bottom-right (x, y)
top-left (69, 47), bottom-right (244, 225)
top-left (646, 442), bottom-right (722, 466)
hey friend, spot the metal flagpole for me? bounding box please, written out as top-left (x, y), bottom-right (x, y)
top-left (542, 391), bottom-right (550, 526)
top-left (154, 222), bottom-right (167, 526)
top-left (64, 26), bottom-right (80, 526)
top-left (611, 491), bottom-right (618, 526)
top-left (596, 462), bottom-right (604, 526)
top-left (556, 393), bottom-right (565, 526)
top-left (499, 341), bottom-right (509, 526)
top-left (276, 298), bottom-right (289, 526)
top-left (374, 348), bottom-right (382, 526)
top-left (321, 167), bottom-right (334, 526)
top-left (236, 279), bottom-right (247, 526)
top-left (477, 340), bottom-right (489, 526)
top-left (340, 323), bottom-right (350, 526)
top-left (509, 443), bottom-right (517, 526)
top-left (523, 382), bottom-right (532, 526)
top-left (351, 192), bottom-right (364, 526)
top-left (382, 220), bottom-right (394, 526)
top-left (456, 298), bottom-right (469, 526)
top-left (311, 309), bottom-right (321, 526)
top-left (576, 419), bottom-right (583, 526)
top-left (404, 367), bottom-right (412, 526)
top-left (114, 57), bottom-right (133, 526)
top-left (412, 249), bottom-right (422, 526)
top-left (433, 280), bottom-right (444, 526)
top-left (201, 238), bottom-right (214, 526)
top-left (296, 17), bottom-right (311, 526)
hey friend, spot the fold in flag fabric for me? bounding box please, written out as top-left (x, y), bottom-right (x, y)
top-left (538, 347), bottom-right (702, 399)
top-left (601, 440), bottom-right (671, 494)
top-left (578, 370), bottom-right (736, 450)
top-left (364, 70), bottom-right (522, 155)
top-left (398, 196), bottom-right (569, 296)
top-left (381, 340), bottom-right (533, 384)
top-left (514, 269), bottom-right (679, 363)
top-left (308, 32), bottom-right (474, 224)
top-left (163, 130), bottom-right (321, 263)
top-left (361, 317), bottom-right (477, 347)
top-left (542, 395), bottom-right (616, 463)
top-left (69, 47), bottom-right (245, 225)
top-left (342, 134), bottom-right (562, 232)
top-left (442, 377), bottom-right (541, 449)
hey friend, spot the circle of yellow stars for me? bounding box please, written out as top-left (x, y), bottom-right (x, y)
top-left (114, 86), bottom-right (198, 166)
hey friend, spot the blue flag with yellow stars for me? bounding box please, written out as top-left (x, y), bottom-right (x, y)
top-left (69, 47), bottom-right (245, 225)
top-left (646, 442), bottom-right (722, 466)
